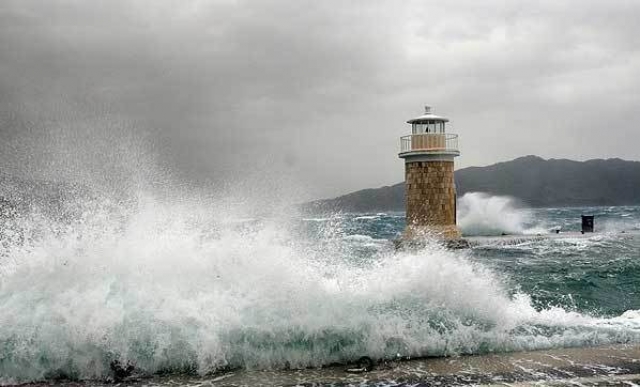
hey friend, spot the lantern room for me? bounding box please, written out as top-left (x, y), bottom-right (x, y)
top-left (399, 106), bottom-right (459, 157)
top-left (407, 106), bottom-right (449, 134)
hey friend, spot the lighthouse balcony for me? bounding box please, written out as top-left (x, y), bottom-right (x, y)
top-left (399, 133), bottom-right (459, 156)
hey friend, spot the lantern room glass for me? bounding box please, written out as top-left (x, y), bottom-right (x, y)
top-left (412, 121), bottom-right (445, 134)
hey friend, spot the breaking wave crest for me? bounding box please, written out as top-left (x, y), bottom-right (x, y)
top-left (1, 195), bottom-right (640, 385)
top-left (458, 192), bottom-right (548, 236)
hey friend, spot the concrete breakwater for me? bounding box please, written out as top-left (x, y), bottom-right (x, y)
top-left (48, 344), bottom-right (640, 386)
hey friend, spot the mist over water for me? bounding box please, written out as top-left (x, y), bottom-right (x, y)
top-left (1, 136), bottom-right (640, 384)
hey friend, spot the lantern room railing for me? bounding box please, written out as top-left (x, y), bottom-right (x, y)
top-left (399, 133), bottom-right (459, 154)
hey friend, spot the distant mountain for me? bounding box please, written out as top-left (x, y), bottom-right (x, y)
top-left (303, 156), bottom-right (640, 213)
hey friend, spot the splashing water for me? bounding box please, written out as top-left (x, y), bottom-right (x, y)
top-left (457, 192), bottom-right (548, 236)
top-left (2, 192), bottom-right (640, 385)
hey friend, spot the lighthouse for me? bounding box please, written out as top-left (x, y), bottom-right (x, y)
top-left (399, 106), bottom-right (461, 240)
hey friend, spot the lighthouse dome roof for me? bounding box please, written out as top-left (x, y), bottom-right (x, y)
top-left (406, 106), bottom-right (449, 123)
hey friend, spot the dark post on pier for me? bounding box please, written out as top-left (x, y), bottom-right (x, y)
top-left (581, 215), bottom-right (594, 233)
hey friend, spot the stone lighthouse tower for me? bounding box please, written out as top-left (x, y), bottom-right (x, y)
top-left (399, 106), bottom-right (461, 239)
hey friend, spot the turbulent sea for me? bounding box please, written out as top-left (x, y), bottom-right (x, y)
top-left (1, 192), bottom-right (640, 385)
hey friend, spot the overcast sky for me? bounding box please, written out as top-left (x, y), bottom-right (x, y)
top-left (1, 0), bottom-right (639, 200)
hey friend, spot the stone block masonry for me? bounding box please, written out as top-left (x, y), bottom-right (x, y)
top-left (405, 160), bottom-right (460, 239)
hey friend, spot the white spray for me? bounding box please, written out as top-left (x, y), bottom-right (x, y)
top-left (1, 193), bottom-right (639, 385)
top-left (457, 192), bottom-right (547, 236)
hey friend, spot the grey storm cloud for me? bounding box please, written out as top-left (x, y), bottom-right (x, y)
top-left (1, 0), bottom-right (639, 200)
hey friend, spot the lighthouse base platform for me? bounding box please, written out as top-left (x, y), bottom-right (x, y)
top-left (404, 224), bottom-right (462, 240)
top-left (394, 225), bottom-right (470, 250)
